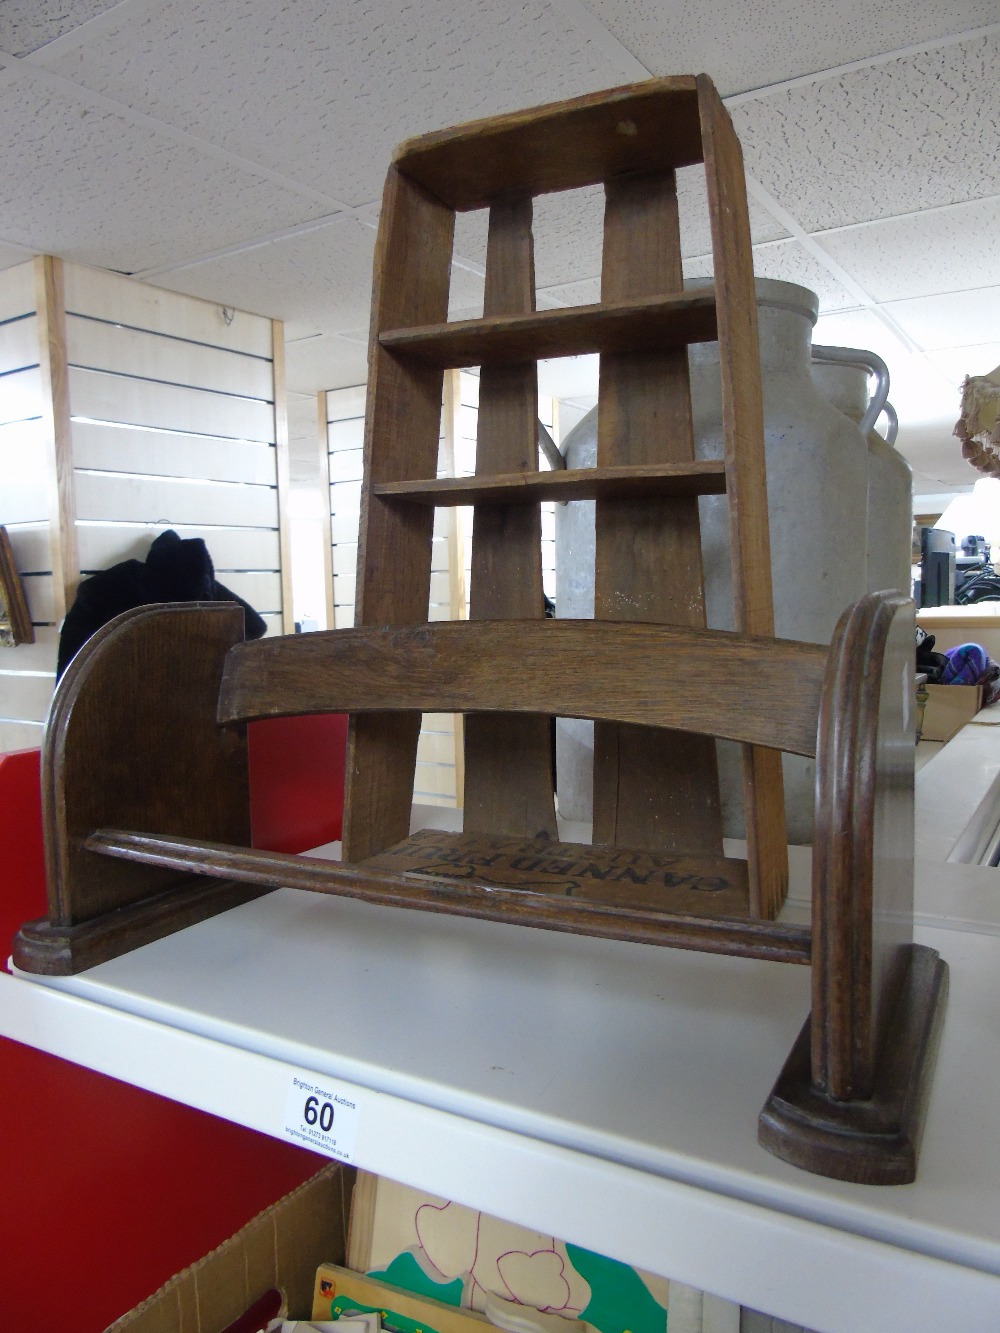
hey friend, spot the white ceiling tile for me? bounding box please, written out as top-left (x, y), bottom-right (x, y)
top-left (587, 0), bottom-right (1000, 92)
top-left (532, 187), bottom-right (606, 289)
top-left (0, 1), bottom-right (123, 57)
top-left (152, 214), bottom-right (485, 340)
top-left (681, 253), bottom-right (713, 280)
top-left (0, 239), bottom-right (36, 270)
top-left (454, 173), bottom-right (788, 296)
top-left (676, 166), bottom-right (789, 256)
top-left (38, 0), bottom-right (619, 207)
top-left (883, 286), bottom-right (1000, 352)
top-left (927, 341), bottom-right (1000, 385)
top-left (285, 331), bottom-right (369, 397)
top-left (748, 238), bottom-right (860, 311)
top-left (538, 277), bottom-right (602, 307)
top-left (682, 240), bottom-right (860, 313)
top-left (811, 307), bottom-right (964, 465)
top-left (732, 31), bottom-right (1000, 231)
top-left (897, 416), bottom-right (979, 491)
top-left (812, 307), bottom-right (913, 362)
top-left (147, 221), bottom-right (378, 333)
top-left (0, 72), bottom-right (332, 272)
top-left (817, 199), bottom-right (1000, 302)
top-left (445, 304), bottom-right (487, 324)
top-left (452, 210), bottom-right (489, 275)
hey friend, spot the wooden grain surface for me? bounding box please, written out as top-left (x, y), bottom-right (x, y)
top-left (343, 166), bottom-right (454, 862)
top-left (81, 827), bottom-right (812, 964)
top-left (34, 254), bottom-right (78, 623)
top-left (378, 290), bottom-right (718, 367)
top-left (759, 945), bottom-right (947, 1184)
top-left (13, 878), bottom-right (272, 976)
top-left (592, 170), bottom-right (723, 855)
top-left (394, 77), bottom-right (703, 209)
top-left (40, 602), bottom-right (250, 927)
top-left (0, 525), bottom-right (34, 643)
top-left (811, 593), bottom-right (916, 1100)
top-left (464, 195), bottom-right (557, 838)
top-left (219, 620), bottom-right (827, 758)
top-left (697, 77), bottom-right (787, 918)
top-left (374, 460), bottom-right (728, 505)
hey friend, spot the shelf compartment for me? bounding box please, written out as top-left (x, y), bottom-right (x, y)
top-left (373, 461), bottom-right (728, 506)
top-left (378, 291), bottom-right (719, 369)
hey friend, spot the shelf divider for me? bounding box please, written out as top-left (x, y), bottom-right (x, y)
top-left (378, 290), bottom-right (718, 368)
top-left (373, 461), bottom-right (728, 506)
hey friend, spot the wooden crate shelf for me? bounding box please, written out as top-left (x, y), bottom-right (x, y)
top-left (373, 461), bottom-right (728, 506)
top-left (378, 290), bottom-right (719, 368)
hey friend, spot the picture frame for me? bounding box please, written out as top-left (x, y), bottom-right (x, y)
top-left (0, 526), bottom-right (34, 647)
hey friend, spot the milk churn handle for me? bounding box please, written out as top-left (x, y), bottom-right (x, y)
top-left (811, 344), bottom-right (891, 437)
top-left (880, 400), bottom-right (899, 446)
top-left (537, 418), bottom-right (567, 469)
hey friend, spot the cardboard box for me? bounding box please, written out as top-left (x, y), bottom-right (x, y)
top-left (920, 683), bottom-right (984, 743)
top-left (104, 1163), bottom-right (354, 1333)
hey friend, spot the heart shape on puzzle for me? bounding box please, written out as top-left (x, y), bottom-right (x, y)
top-left (497, 1249), bottom-right (571, 1311)
top-left (415, 1199), bottom-right (479, 1279)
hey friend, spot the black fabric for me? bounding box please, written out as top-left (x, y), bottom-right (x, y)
top-left (915, 626), bottom-right (949, 684)
top-left (56, 529), bottom-right (267, 678)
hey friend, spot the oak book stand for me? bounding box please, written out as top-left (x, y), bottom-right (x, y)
top-left (15, 77), bottom-right (946, 1186)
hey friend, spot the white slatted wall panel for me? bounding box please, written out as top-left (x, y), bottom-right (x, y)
top-left (0, 262), bottom-right (52, 752)
top-left (64, 264), bottom-right (285, 637)
top-left (325, 384), bottom-right (365, 629)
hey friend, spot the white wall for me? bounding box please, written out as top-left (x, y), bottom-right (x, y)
top-left (0, 258), bottom-right (289, 753)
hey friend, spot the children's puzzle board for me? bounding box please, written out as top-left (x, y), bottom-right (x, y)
top-left (346, 1173), bottom-right (670, 1333)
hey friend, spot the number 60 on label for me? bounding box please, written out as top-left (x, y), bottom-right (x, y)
top-left (282, 1072), bottom-right (361, 1162)
top-left (304, 1093), bottom-right (336, 1133)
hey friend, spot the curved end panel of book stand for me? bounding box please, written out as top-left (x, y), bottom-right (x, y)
top-left (759, 592), bottom-right (949, 1183)
top-left (14, 602), bottom-right (252, 976)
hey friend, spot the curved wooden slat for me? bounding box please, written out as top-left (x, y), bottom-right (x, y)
top-left (394, 77), bottom-right (703, 209)
top-left (219, 619), bottom-right (827, 758)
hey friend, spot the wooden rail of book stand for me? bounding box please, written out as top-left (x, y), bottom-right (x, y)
top-left (14, 594), bottom-right (946, 1185)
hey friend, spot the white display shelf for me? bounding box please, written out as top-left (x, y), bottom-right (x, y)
top-left (5, 796), bottom-right (1000, 1332)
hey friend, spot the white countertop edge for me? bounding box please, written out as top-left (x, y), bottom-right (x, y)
top-left (3, 964), bottom-right (1000, 1333)
top-left (7, 910), bottom-right (1000, 1293)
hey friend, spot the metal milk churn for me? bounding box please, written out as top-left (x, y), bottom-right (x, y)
top-left (554, 278), bottom-right (870, 844)
top-left (810, 347), bottom-right (913, 598)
